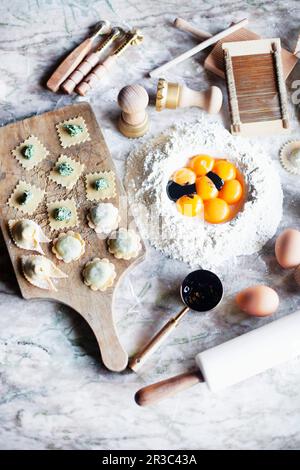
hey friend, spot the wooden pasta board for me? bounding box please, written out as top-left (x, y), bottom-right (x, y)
top-left (204, 27), bottom-right (298, 80)
top-left (0, 102), bottom-right (146, 372)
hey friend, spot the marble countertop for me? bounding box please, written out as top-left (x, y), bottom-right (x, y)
top-left (1, 0), bottom-right (300, 450)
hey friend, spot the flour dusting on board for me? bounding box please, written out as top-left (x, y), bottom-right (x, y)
top-left (125, 118), bottom-right (283, 269)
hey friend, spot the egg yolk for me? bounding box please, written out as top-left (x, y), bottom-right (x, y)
top-left (172, 167), bottom-right (196, 185)
top-left (189, 155), bottom-right (215, 176)
top-left (204, 198), bottom-right (230, 224)
top-left (176, 194), bottom-right (203, 217)
top-left (213, 160), bottom-right (236, 181)
top-left (196, 176), bottom-right (218, 200)
top-left (219, 179), bottom-right (243, 204)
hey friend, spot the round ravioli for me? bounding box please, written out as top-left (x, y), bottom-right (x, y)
top-left (52, 231), bottom-right (85, 263)
top-left (87, 203), bottom-right (119, 234)
top-left (82, 258), bottom-right (116, 291)
top-left (108, 228), bottom-right (141, 260)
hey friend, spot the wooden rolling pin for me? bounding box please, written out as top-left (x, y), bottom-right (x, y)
top-left (173, 17), bottom-right (212, 40)
top-left (76, 29), bottom-right (144, 96)
top-left (135, 311), bottom-right (300, 406)
top-left (149, 18), bottom-right (248, 78)
top-left (47, 20), bottom-right (111, 92)
top-left (156, 78), bottom-right (223, 114)
top-left (61, 27), bottom-right (122, 94)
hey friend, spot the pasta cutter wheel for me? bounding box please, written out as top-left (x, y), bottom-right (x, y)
top-left (279, 140), bottom-right (300, 175)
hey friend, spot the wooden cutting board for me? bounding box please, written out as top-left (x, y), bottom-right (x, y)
top-left (0, 102), bottom-right (145, 372)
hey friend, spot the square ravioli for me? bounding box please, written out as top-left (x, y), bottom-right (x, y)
top-left (56, 116), bottom-right (90, 148)
top-left (47, 198), bottom-right (78, 231)
top-left (85, 171), bottom-right (116, 201)
top-left (49, 155), bottom-right (84, 189)
top-left (7, 180), bottom-right (45, 215)
top-left (12, 135), bottom-right (49, 170)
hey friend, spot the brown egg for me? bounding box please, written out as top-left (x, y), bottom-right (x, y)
top-left (275, 228), bottom-right (300, 269)
top-left (236, 285), bottom-right (279, 317)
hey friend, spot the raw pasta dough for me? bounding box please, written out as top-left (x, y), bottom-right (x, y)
top-left (49, 155), bottom-right (84, 189)
top-left (52, 231), bottom-right (85, 263)
top-left (108, 228), bottom-right (141, 260)
top-left (7, 180), bottom-right (45, 215)
top-left (82, 258), bottom-right (116, 291)
top-left (8, 219), bottom-right (50, 254)
top-left (12, 135), bottom-right (49, 170)
top-left (87, 203), bottom-right (119, 234)
top-left (22, 255), bottom-right (67, 291)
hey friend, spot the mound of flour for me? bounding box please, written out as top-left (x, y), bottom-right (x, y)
top-left (125, 118), bottom-right (283, 269)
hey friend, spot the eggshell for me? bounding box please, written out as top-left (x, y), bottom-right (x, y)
top-left (275, 228), bottom-right (300, 269)
top-left (235, 285), bottom-right (279, 317)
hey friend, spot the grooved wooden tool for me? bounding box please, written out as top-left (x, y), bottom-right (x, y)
top-left (47, 21), bottom-right (111, 92)
top-left (223, 38), bottom-right (290, 136)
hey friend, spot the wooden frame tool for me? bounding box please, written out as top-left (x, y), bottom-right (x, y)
top-left (223, 38), bottom-right (290, 136)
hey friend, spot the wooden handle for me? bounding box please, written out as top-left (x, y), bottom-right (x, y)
top-left (174, 17), bottom-right (212, 40)
top-left (76, 55), bottom-right (116, 96)
top-left (61, 52), bottom-right (101, 94)
top-left (77, 295), bottom-right (128, 372)
top-left (179, 85), bottom-right (223, 113)
top-left (149, 18), bottom-right (248, 78)
top-left (135, 370), bottom-right (204, 406)
top-left (129, 306), bottom-right (189, 371)
top-left (47, 37), bottom-right (95, 92)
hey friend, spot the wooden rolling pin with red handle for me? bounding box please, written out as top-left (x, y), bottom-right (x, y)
top-left (135, 311), bottom-right (300, 406)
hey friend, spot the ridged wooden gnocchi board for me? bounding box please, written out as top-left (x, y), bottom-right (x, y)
top-left (0, 102), bottom-right (145, 372)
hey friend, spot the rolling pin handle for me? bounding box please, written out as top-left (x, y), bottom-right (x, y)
top-left (135, 370), bottom-right (204, 406)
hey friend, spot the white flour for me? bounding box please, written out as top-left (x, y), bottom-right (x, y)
top-left (125, 118), bottom-right (283, 269)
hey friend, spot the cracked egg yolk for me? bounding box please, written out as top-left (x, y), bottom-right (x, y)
top-left (176, 195), bottom-right (203, 217)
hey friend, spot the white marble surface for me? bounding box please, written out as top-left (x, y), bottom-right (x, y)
top-left (1, 0), bottom-right (300, 450)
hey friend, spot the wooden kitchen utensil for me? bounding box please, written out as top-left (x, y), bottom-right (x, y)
top-left (61, 27), bottom-right (123, 94)
top-left (156, 78), bottom-right (223, 114)
top-left (204, 24), bottom-right (297, 80)
top-left (118, 84), bottom-right (149, 138)
top-left (47, 21), bottom-right (111, 92)
top-left (129, 270), bottom-right (223, 372)
top-left (173, 17), bottom-right (212, 40)
top-left (0, 102), bottom-right (145, 372)
top-left (149, 18), bottom-right (248, 78)
top-left (76, 30), bottom-right (144, 96)
top-left (223, 38), bottom-right (289, 136)
top-left (173, 18), bottom-right (298, 80)
top-left (135, 310), bottom-right (300, 406)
